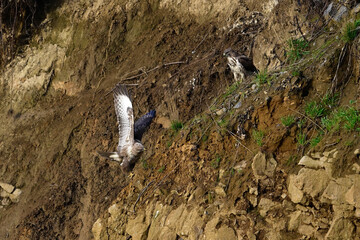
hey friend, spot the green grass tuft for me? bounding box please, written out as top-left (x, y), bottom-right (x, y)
top-left (224, 82), bottom-right (241, 97)
top-left (255, 70), bottom-right (272, 86)
top-left (310, 135), bottom-right (322, 148)
top-left (211, 155), bottom-right (221, 168)
top-left (342, 19), bottom-right (360, 42)
top-left (281, 115), bottom-right (295, 127)
top-left (218, 119), bottom-right (228, 127)
top-left (305, 101), bottom-right (326, 118)
top-left (321, 116), bottom-right (338, 132)
top-left (320, 105), bottom-right (360, 132)
top-left (287, 38), bottom-right (309, 62)
top-left (252, 129), bottom-right (264, 146)
top-left (171, 120), bottom-right (183, 132)
top-left (297, 132), bottom-right (307, 146)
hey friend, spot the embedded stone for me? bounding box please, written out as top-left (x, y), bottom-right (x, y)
top-left (352, 163), bottom-right (360, 174)
top-left (214, 186), bottom-right (226, 197)
top-left (216, 108), bottom-right (226, 115)
top-left (288, 211), bottom-right (302, 231)
top-left (0, 190), bottom-right (10, 198)
top-left (298, 156), bottom-right (323, 169)
top-left (252, 152), bottom-right (277, 179)
top-left (333, 6), bottom-right (348, 21)
top-left (311, 152), bottom-right (321, 159)
top-left (288, 175), bottom-right (304, 204)
top-left (9, 188), bottom-right (22, 203)
top-left (321, 177), bottom-right (353, 205)
top-left (0, 182), bottom-right (14, 194)
top-left (92, 219), bottom-right (103, 240)
top-left (298, 224), bottom-right (315, 237)
top-left (325, 218), bottom-right (355, 239)
top-left (258, 198), bottom-right (278, 217)
top-left (1, 198), bottom-right (10, 206)
top-left (354, 149), bottom-right (360, 155)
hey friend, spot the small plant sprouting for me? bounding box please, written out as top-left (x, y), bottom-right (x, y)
top-left (338, 107), bottom-right (360, 131)
top-left (291, 70), bottom-right (301, 77)
top-left (208, 192), bottom-right (213, 203)
top-left (218, 119), bottom-right (228, 127)
top-left (255, 70), bottom-right (272, 86)
top-left (281, 115), bottom-right (295, 127)
top-left (305, 101), bottom-right (326, 118)
top-left (230, 168), bottom-right (235, 176)
top-left (310, 135), bottom-right (322, 148)
top-left (224, 82), bottom-right (241, 97)
top-left (297, 132), bottom-right (307, 146)
top-left (286, 38), bottom-right (309, 62)
top-left (158, 166), bottom-right (165, 173)
top-left (322, 93), bottom-right (338, 109)
top-left (342, 19), bottom-right (360, 43)
top-left (298, 119), bottom-right (306, 128)
top-left (166, 140), bottom-right (172, 148)
top-left (321, 106), bottom-right (360, 132)
top-left (286, 155), bottom-right (296, 166)
top-left (321, 116), bottom-right (339, 132)
top-left (211, 155), bottom-right (221, 168)
top-left (171, 120), bottom-right (183, 132)
top-left (141, 159), bottom-right (149, 169)
top-left (252, 129), bottom-right (264, 146)
top-left (305, 94), bottom-right (339, 119)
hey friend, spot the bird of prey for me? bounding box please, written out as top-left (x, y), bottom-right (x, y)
top-left (98, 84), bottom-right (156, 172)
top-left (223, 48), bottom-right (258, 82)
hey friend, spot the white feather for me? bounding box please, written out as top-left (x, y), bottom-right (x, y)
top-left (113, 85), bottom-right (135, 152)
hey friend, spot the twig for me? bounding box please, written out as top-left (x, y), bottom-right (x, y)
top-left (119, 61), bottom-right (186, 81)
top-left (330, 44), bottom-right (347, 94)
top-left (207, 106), bottom-right (255, 155)
top-left (191, 33), bottom-right (209, 53)
top-left (323, 142), bottom-right (338, 149)
top-left (286, 107), bottom-right (325, 132)
top-left (294, 16), bottom-right (308, 42)
top-left (196, 121), bottom-right (214, 144)
top-left (141, 162), bottom-right (181, 204)
top-left (133, 181), bottom-right (154, 213)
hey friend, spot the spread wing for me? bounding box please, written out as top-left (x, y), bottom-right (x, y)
top-left (134, 110), bottom-right (156, 141)
top-left (113, 84), bottom-right (134, 152)
top-left (238, 55), bottom-right (258, 72)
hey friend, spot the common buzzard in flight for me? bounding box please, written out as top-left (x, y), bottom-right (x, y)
top-left (98, 84), bottom-right (156, 172)
top-left (223, 48), bottom-right (258, 82)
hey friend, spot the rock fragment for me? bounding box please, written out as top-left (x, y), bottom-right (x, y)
top-left (9, 188), bottom-right (22, 203)
top-left (0, 182), bottom-right (15, 194)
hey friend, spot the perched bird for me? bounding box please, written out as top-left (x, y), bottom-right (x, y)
top-left (98, 84), bottom-right (156, 172)
top-left (223, 48), bottom-right (258, 82)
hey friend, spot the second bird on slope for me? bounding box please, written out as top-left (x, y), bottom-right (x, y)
top-left (223, 48), bottom-right (258, 82)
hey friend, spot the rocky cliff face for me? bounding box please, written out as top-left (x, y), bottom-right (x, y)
top-left (0, 0), bottom-right (360, 239)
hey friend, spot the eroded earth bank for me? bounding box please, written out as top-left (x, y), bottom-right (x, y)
top-left (1, 0), bottom-right (360, 239)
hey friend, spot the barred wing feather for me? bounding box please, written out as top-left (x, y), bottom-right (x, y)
top-left (113, 84), bottom-right (135, 152)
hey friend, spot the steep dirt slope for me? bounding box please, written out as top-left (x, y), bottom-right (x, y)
top-left (0, 0), bottom-right (359, 239)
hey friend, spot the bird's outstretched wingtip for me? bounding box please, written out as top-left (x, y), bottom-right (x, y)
top-left (149, 109), bottom-right (156, 118)
top-left (113, 84), bottom-right (130, 97)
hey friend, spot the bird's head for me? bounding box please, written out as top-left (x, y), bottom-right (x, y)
top-left (134, 141), bottom-right (145, 153)
top-left (223, 48), bottom-right (233, 57)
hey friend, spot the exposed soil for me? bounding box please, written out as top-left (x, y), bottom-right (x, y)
top-left (0, 0), bottom-right (360, 239)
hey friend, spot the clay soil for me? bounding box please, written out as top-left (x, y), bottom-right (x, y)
top-left (1, 1), bottom-right (359, 239)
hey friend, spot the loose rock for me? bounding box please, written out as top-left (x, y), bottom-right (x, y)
top-left (0, 182), bottom-right (15, 194)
